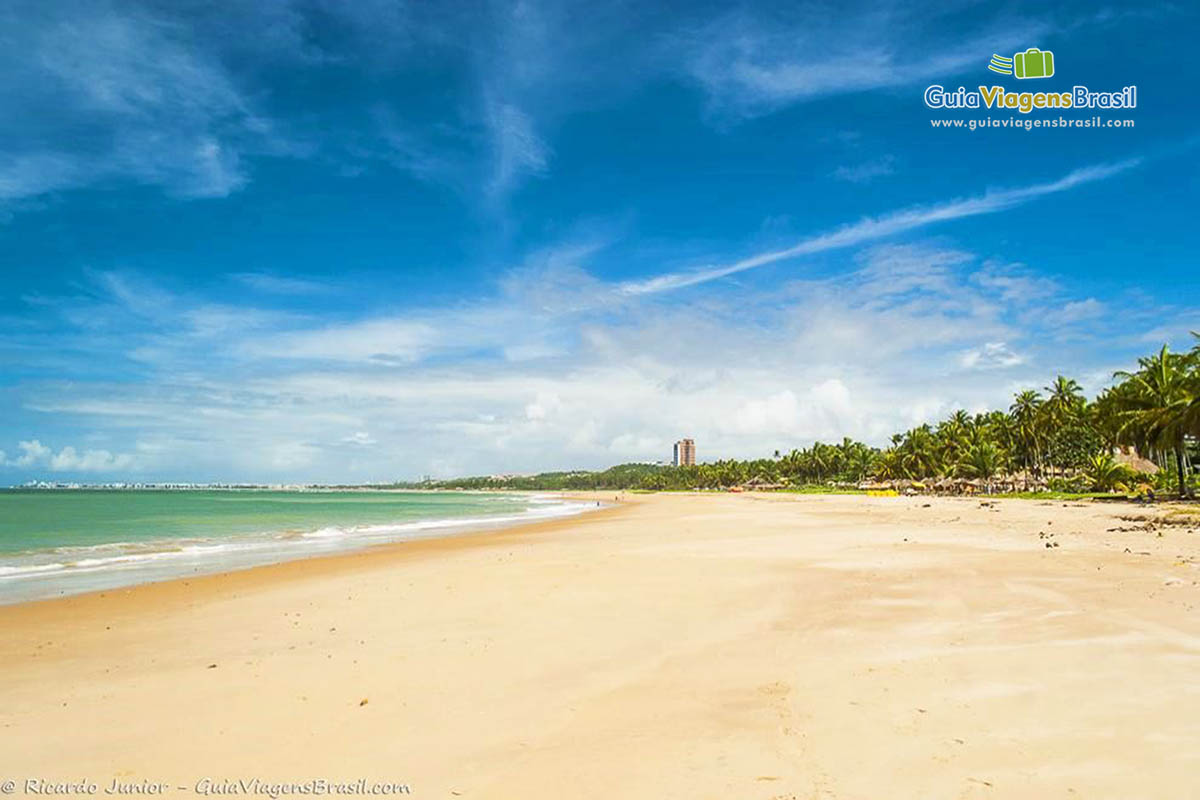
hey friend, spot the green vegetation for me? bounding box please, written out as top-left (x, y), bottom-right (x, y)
top-left (409, 335), bottom-right (1200, 497)
top-left (401, 462), bottom-right (673, 492)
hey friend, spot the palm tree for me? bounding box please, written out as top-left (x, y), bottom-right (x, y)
top-left (956, 441), bottom-right (1007, 493)
top-left (874, 449), bottom-right (904, 480)
top-left (1082, 453), bottom-right (1135, 493)
top-left (1010, 389), bottom-right (1044, 478)
top-left (618, 333), bottom-right (1195, 497)
top-left (980, 410), bottom-right (1017, 457)
top-left (1111, 345), bottom-right (1195, 498)
top-left (1045, 376), bottom-right (1085, 422)
top-left (849, 447), bottom-right (876, 482)
top-left (779, 449), bottom-right (804, 483)
top-left (1177, 333), bottom-right (1200, 442)
top-left (1040, 376), bottom-right (1085, 476)
top-left (936, 411), bottom-right (971, 468)
top-left (897, 425), bottom-right (941, 479)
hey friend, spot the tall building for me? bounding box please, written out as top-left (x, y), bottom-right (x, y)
top-left (672, 438), bottom-right (696, 467)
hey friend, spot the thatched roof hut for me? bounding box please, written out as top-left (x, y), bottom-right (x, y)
top-left (1113, 447), bottom-right (1160, 475)
top-left (743, 477), bottom-right (785, 491)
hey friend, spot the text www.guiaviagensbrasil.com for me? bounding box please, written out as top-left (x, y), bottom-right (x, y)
top-left (930, 116), bottom-right (1134, 131)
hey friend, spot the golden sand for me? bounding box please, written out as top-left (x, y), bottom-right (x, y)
top-left (2, 493), bottom-right (1199, 798)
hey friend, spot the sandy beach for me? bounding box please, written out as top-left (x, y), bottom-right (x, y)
top-left (2, 493), bottom-right (1199, 799)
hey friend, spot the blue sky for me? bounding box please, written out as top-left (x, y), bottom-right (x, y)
top-left (1, 0), bottom-right (1197, 482)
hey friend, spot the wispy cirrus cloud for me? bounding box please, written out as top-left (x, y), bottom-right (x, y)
top-left (0, 0), bottom-right (462, 207)
top-left (833, 155), bottom-right (896, 183)
top-left (678, 4), bottom-right (1054, 119)
top-left (2, 0), bottom-right (1063, 214)
top-left (1057, 298), bottom-right (1107, 323)
top-left (485, 102), bottom-right (550, 199)
top-left (0, 1), bottom-right (275, 202)
top-left (618, 158), bottom-right (1142, 295)
top-left (232, 273), bottom-right (331, 296)
top-left (468, 0), bottom-right (651, 203)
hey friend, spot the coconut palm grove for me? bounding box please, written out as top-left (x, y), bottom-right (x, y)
top-left (416, 334), bottom-right (1200, 497)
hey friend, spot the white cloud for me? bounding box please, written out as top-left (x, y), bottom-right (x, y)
top-left (13, 231), bottom-right (1143, 483)
top-left (50, 446), bottom-right (134, 472)
top-left (0, 5), bottom-right (271, 202)
top-left (0, 153), bottom-right (82, 201)
top-left (733, 389), bottom-right (799, 435)
top-left (960, 342), bottom-right (1025, 370)
top-left (832, 155), bottom-right (895, 183)
top-left (232, 273), bottom-right (330, 296)
top-left (265, 441), bottom-right (320, 471)
top-left (3, 439), bottom-right (135, 473)
top-left (4, 175), bottom-right (1168, 484)
top-left (524, 391), bottom-right (562, 421)
top-left (15, 439), bottom-right (51, 466)
top-left (341, 431), bottom-right (376, 446)
top-left (1058, 298), bottom-right (1106, 323)
top-left (679, 6), bottom-right (1053, 118)
top-left (855, 243), bottom-right (974, 300)
top-left (0, 1), bottom-right (457, 208)
top-left (607, 432), bottom-right (664, 456)
top-left (486, 102), bottom-right (550, 198)
top-left (246, 318), bottom-right (438, 364)
top-left (618, 159), bottom-right (1140, 295)
top-left (464, 0), bottom-right (665, 203)
top-left (971, 261), bottom-right (1062, 301)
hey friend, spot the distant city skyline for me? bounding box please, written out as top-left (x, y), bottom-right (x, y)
top-left (1, 0), bottom-right (1197, 483)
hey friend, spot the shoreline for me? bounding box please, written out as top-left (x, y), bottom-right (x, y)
top-left (0, 491), bottom-right (605, 606)
top-left (3, 492), bottom-right (1199, 798)
top-left (0, 491), bottom-right (623, 614)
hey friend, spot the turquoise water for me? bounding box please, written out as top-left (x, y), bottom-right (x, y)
top-left (0, 489), bottom-right (587, 603)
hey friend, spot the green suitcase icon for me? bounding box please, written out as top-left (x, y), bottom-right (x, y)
top-left (1014, 48), bottom-right (1054, 79)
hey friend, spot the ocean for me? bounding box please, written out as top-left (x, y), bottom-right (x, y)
top-left (0, 489), bottom-right (591, 604)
